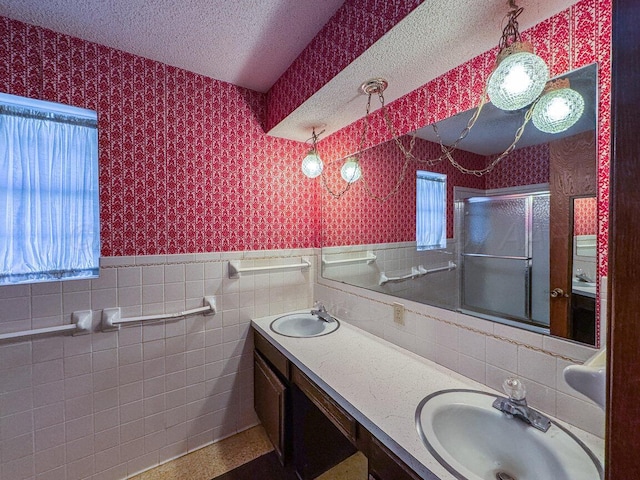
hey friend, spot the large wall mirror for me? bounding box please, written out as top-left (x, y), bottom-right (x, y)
top-left (321, 63), bottom-right (599, 346)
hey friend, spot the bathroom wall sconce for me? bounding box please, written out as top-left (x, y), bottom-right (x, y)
top-left (532, 78), bottom-right (585, 134)
top-left (487, 0), bottom-right (549, 111)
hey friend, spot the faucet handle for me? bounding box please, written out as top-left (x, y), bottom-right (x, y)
top-left (502, 377), bottom-right (526, 401)
top-left (312, 301), bottom-right (326, 311)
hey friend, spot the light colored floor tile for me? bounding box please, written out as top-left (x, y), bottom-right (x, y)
top-left (130, 425), bottom-right (272, 480)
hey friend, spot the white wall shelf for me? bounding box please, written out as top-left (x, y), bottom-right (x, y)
top-left (228, 258), bottom-right (310, 278)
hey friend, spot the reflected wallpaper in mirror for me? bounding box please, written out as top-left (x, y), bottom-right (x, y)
top-left (321, 63), bottom-right (598, 345)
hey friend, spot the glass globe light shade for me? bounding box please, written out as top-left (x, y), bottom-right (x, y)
top-left (532, 88), bottom-right (585, 134)
top-left (340, 158), bottom-right (361, 183)
top-left (487, 51), bottom-right (550, 111)
top-left (301, 149), bottom-right (323, 178)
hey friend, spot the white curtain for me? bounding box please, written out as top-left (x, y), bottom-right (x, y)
top-left (416, 171), bottom-right (446, 250)
top-left (0, 93), bottom-right (99, 285)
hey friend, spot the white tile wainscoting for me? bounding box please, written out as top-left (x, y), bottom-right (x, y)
top-left (0, 247), bottom-right (605, 480)
top-left (0, 250), bottom-right (314, 480)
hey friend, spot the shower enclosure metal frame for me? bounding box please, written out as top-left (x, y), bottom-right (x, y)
top-left (456, 188), bottom-right (550, 332)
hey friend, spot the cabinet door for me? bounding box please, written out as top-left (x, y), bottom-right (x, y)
top-left (254, 351), bottom-right (287, 464)
top-left (367, 435), bottom-right (421, 480)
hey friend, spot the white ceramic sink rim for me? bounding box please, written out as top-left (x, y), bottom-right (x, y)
top-left (415, 389), bottom-right (603, 480)
top-left (270, 313), bottom-right (340, 338)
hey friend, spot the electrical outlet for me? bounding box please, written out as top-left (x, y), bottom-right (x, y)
top-left (393, 302), bottom-right (405, 325)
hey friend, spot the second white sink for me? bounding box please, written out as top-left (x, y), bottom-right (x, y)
top-left (270, 313), bottom-right (340, 338)
top-left (416, 389), bottom-right (602, 480)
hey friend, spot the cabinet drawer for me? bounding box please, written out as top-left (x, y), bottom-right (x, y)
top-left (254, 328), bottom-right (290, 380)
top-left (291, 366), bottom-right (357, 445)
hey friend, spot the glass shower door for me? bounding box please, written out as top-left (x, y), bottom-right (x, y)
top-left (460, 193), bottom-right (549, 326)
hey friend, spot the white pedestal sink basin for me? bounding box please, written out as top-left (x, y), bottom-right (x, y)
top-left (270, 313), bottom-right (340, 338)
top-left (416, 389), bottom-right (602, 480)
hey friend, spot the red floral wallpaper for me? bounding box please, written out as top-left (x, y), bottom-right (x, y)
top-left (484, 144), bottom-right (550, 191)
top-left (0, 0), bottom-right (611, 278)
top-left (321, 137), bottom-right (485, 246)
top-left (0, 17), bottom-right (319, 256)
top-left (574, 196), bottom-right (598, 236)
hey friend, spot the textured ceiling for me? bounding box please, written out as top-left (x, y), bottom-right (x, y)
top-left (0, 0), bottom-right (581, 140)
top-left (268, 0), bottom-right (581, 141)
top-left (0, 0), bottom-right (345, 93)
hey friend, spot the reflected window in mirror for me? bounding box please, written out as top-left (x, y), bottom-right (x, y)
top-left (416, 171), bottom-right (446, 250)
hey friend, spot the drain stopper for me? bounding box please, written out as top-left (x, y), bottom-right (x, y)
top-left (496, 472), bottom-right (517, 480)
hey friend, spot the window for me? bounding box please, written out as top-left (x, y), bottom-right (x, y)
top-left (0, 92), bottom-right (99, 285)
top-left (416, 171), bottom-right (446, 250)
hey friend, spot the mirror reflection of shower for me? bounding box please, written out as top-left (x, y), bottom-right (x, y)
top-left (456, 188), bottom-right (550, 333)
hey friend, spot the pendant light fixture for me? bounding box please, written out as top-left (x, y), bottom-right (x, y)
top-left (340, 158), bottom-right (362, 182)
top-left (300, 0), bottom-right (581, 199)
top-left (300, 78), bottom-right (414, 201)
top-left (301, 128), bottom-right (324, 178)
top-left (487, 1), bottom-right (549, 111)
top-left (532, 78), bottom-right (585, 134)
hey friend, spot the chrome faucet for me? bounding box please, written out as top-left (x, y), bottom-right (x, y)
top-left (310, 302), bottom-right (335, 323)
top-left (575, 268), bottom-right (595, 283)
top-left (492, 378), bottom-right (551, 432)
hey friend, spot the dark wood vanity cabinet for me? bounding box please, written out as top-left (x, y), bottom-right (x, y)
top-left (290, 366), bottom-right (358, 479)
top-left (253, 329), bottom-right (291, 464)
top-left (253, 327), bottom-right (423, 480)
top-left (253, 350), bottom-right (288, 463)
top-left (291, 366), bottom-right (358, 444)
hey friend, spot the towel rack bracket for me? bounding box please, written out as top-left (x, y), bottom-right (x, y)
top-left (203, 296), bottom-right (216, 315)
top-left (101, 307), bottom-right (122, 332)
top-left (228, 262), bottom-right (240, 278)
top-left (228, 258), bottom-right (310, 278)
top-left (71, 310), bottom-right (93, 336)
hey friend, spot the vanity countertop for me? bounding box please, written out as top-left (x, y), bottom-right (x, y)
top-left (251, 311), bottom-right (605, 480)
